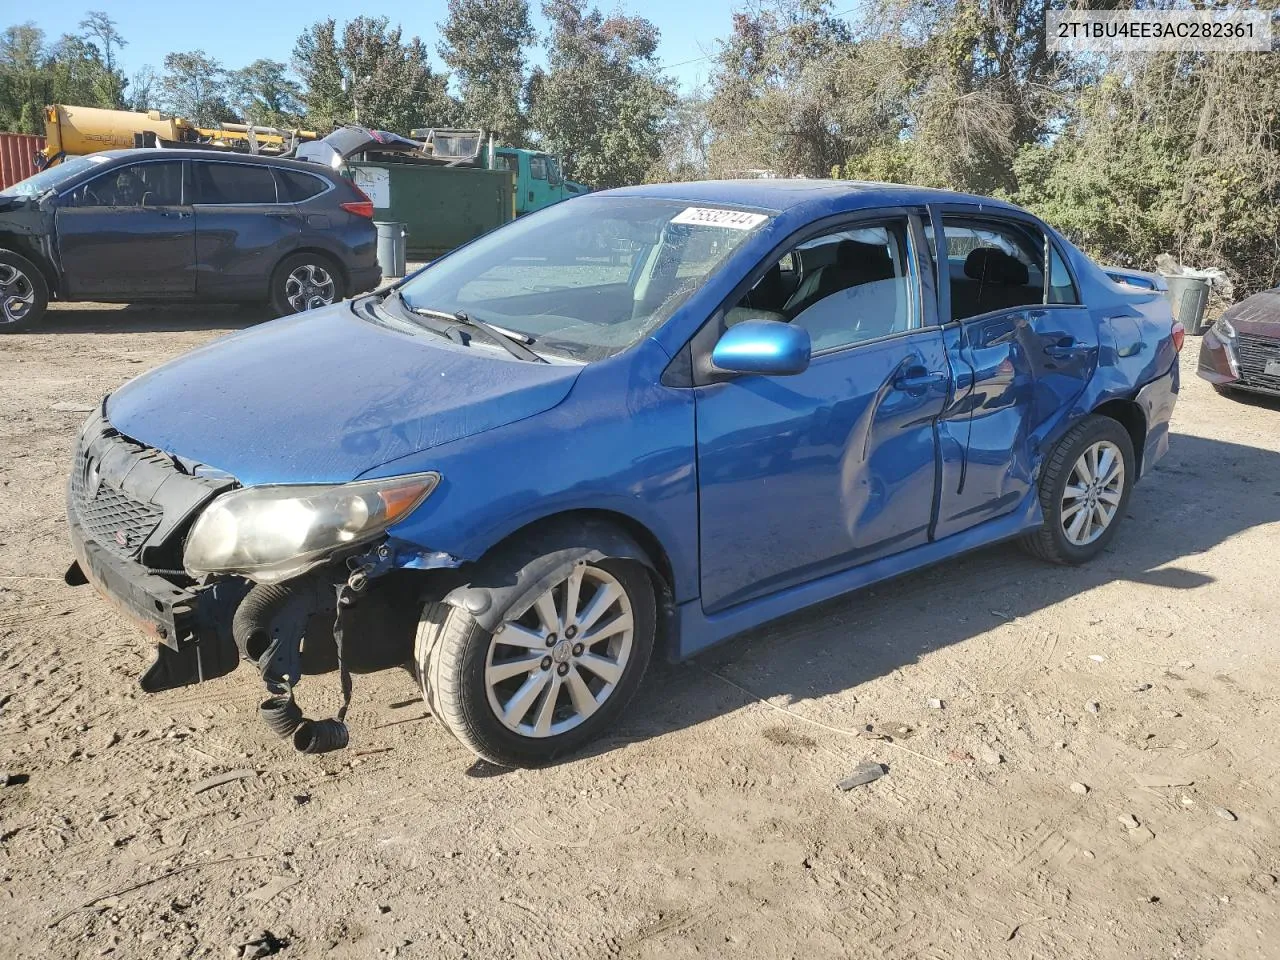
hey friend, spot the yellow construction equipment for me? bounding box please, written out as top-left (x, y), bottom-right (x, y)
top-left (40, 104), bottom-right (317, 167)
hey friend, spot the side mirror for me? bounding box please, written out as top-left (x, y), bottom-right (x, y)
top-left (710, 319), bottom-right (811, 377)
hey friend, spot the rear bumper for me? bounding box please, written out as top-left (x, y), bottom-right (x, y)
top-left (350, 265), bottom-right (382, 294)
top-left (1135, 360), bottom-right (1178, 478)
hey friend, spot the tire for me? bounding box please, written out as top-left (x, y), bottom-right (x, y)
top-left (414, 557), bottom-right (656, 767)
top-left (269, 252), bottom-right (345, 316)
top-left (0, 250), bottom-right (50, 332)
top-left (1020, 414), bottom-right (1135, 565)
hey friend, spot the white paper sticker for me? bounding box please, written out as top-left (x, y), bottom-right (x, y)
top-left (352, 166), bottom-right (390, 208)
top-left (670, 206), bottom-right (768, 230)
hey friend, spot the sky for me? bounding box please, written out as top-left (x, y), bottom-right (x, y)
top-left (24, 0), bottom-right (745, 94)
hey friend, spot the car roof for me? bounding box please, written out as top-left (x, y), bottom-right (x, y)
top-left (602, 179), bottom-right (1025, 218)
top-left (94, 148), bottom-right (333, 175)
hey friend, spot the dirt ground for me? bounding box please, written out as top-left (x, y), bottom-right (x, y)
top-left (2, 302), bottom-right (1278, 960)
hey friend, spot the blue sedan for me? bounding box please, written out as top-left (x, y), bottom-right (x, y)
top-left (65, 180), bottom-right (1183, 766)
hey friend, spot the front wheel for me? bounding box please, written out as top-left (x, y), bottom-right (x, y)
top-left (1020, 415), bottom-right (1135, 565)
top-left (0, 250), bottom-right (49, 332)
top-left (270, 253), bottom-right (345, 316)
top-left (415, 557), bottom-right (655, 767)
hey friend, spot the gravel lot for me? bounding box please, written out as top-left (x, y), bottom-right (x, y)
top-left (2, 302), bottom-right (1278, 959)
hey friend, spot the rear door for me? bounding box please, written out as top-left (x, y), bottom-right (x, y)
top-left (55, 159), bottom-right (194, 298)
top-left (190, 159), bottom-right (301, 299)
top-left (931, 210), bottom-right (1097, 540)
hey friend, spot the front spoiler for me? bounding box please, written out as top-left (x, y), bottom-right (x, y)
top-left (68, 518), bottom-right (247, 692)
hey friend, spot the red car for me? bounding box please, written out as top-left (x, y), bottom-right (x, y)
top-left (1198, 287), bottom-right (1280, 398)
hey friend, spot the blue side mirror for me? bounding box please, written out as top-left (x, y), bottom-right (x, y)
top-left (710, 319), bottom-right (811, 377)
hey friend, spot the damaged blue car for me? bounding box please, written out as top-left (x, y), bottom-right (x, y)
top-left (65, 180), bottom-right (1182, 766)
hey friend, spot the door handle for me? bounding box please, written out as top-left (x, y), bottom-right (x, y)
top-left (1044, 336), bottom-right (1081, 359)
top-left (159, 209), bottom-right (191, 219)
top-left (893, 370), bottom-right (948, 392)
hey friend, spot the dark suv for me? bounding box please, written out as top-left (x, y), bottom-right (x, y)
top-left (0, 149), bottom-right (381, 331)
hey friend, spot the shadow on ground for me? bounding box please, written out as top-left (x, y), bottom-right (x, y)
top-left (594, 430), bottom-right (1280, 762)
top-left (39, 302), bottom-right (276, 334)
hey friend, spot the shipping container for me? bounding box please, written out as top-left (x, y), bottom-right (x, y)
top-left (0, 132), bottom-right (45, 190)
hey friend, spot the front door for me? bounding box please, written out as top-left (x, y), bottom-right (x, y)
top-left (694, 214), bottom-right (950, 613)
top-left (55, 159), bottom-right (194, 299)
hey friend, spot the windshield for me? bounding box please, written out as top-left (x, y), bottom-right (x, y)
top-left (397, 196), bottom-right (770, 361)
top-left (0, 154), bottom-right (110, 198)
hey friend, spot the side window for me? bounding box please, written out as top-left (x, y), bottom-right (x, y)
top-left (69, 161), bottom-right (184, 208)
top-left (1047, 243), bottom-right (1080, 304)
top-left (728, 220), bottom-right (915, 352)
top-left (529, 155), bottom-right (548, 181)
top-left (940, 217), bottom-right (1045, 321)
top-left (193, 162), bottom-right (278, 204)
top-left (493, 153), bottom-right (514, 172)
top-left (275, 169), bottom-right (327, 203)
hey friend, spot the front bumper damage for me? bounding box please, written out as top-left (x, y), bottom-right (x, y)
top-left (65, 410), bottom-right (437, 752)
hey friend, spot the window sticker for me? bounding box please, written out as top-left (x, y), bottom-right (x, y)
top-left (670, 207), bottom-right (768, 230)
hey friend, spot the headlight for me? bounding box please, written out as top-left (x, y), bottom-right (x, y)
top-left (183, 472), bottom-right (439, 583)
top-left (1214, 314), bottom-right (1237, 340)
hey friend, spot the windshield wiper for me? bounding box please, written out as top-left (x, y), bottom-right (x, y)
top-left (411, 305), bottom-right (548, 364)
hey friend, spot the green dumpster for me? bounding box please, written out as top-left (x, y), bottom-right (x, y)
top-left (347, 161), bottom-right (516, 261)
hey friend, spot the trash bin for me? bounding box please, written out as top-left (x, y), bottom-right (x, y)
top-left (374, 221), bottom-right (408, 279)
top-left (1164, 275), bottom-right (1210, 335)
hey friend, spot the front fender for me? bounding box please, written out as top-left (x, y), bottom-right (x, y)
top-left (441, 518), bottom-right (657, 631)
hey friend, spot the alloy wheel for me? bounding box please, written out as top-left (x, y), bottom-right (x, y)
top-left (0, 263), bottom-right (36, 325)
top-left (484, 562), bottom-right (635, 738)
top-left (1061, 439), bottom-right (1125, 546)
top-left (284, 264), bottom-right (337, 312)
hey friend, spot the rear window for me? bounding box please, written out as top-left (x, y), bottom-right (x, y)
top-left (276, 169), bottom-right (328, 202)
top-left (193, 162), bottom-right (278, 204)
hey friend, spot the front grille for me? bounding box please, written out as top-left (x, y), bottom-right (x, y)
top-left (1237, 333), bottom-right (1280, 392)
top-left (71, 442), bottom-right (163, 561)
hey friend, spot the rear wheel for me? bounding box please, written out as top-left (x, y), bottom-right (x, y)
top-left (415, 556), bottom-right (655, 767)
top-left (0, 250), bottom-right (49, 332)
top-left (1021, 415), bottom-right (1135, 565)
top-left (270, 252), bottom-right (345, 316)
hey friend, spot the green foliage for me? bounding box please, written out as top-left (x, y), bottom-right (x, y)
top-left (293, 17), bottom-right (458, 134)
top-left (438, 0), bottom-right (536, 144)
top-left (0, 16), bottom-right (128, 133)
top-left (228, 60), bottom-right (304, 128)
top-left (527, 0), bottom-right (674, 188)
top-left (160, 50), bottom-right (233, 125)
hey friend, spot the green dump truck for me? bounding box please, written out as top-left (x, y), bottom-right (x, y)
top-left (298, 126), bottom-right (587, 260)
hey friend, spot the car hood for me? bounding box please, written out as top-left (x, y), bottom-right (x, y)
top-left (1222, 289), bottom-right (1280, 336)
top-left (106, 302), bottom-right (583, 486)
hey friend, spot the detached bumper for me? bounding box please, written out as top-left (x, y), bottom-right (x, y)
top-left (1135, 360), bottom-right (1178, 478)
top-left (68, 516), bottom-right (247, 691)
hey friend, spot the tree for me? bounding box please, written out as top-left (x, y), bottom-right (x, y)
top-left (228, 59), bottom-right (303, 127)
top-left (159, 50), bottom-right (232, 124)
top-left (705, 0), bottom-right (858, 178)
top-left (0, 23), bottom-right (51, 133)
top-left (527, 0), bottom-right (674, 188)
top-left (128, 65), bottom-right (157, 111)
top-left (293, 17), bottom-right (458, 133)
top-left (437, 0), bottom-right (535, 144)
top-left (649, 91), bottom-right (713, 182)
top-left (78, 11), bottom-right (126, 106)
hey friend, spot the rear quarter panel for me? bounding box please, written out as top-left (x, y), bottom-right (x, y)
top-left (1053, 235), bottom-right (1180, 470)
